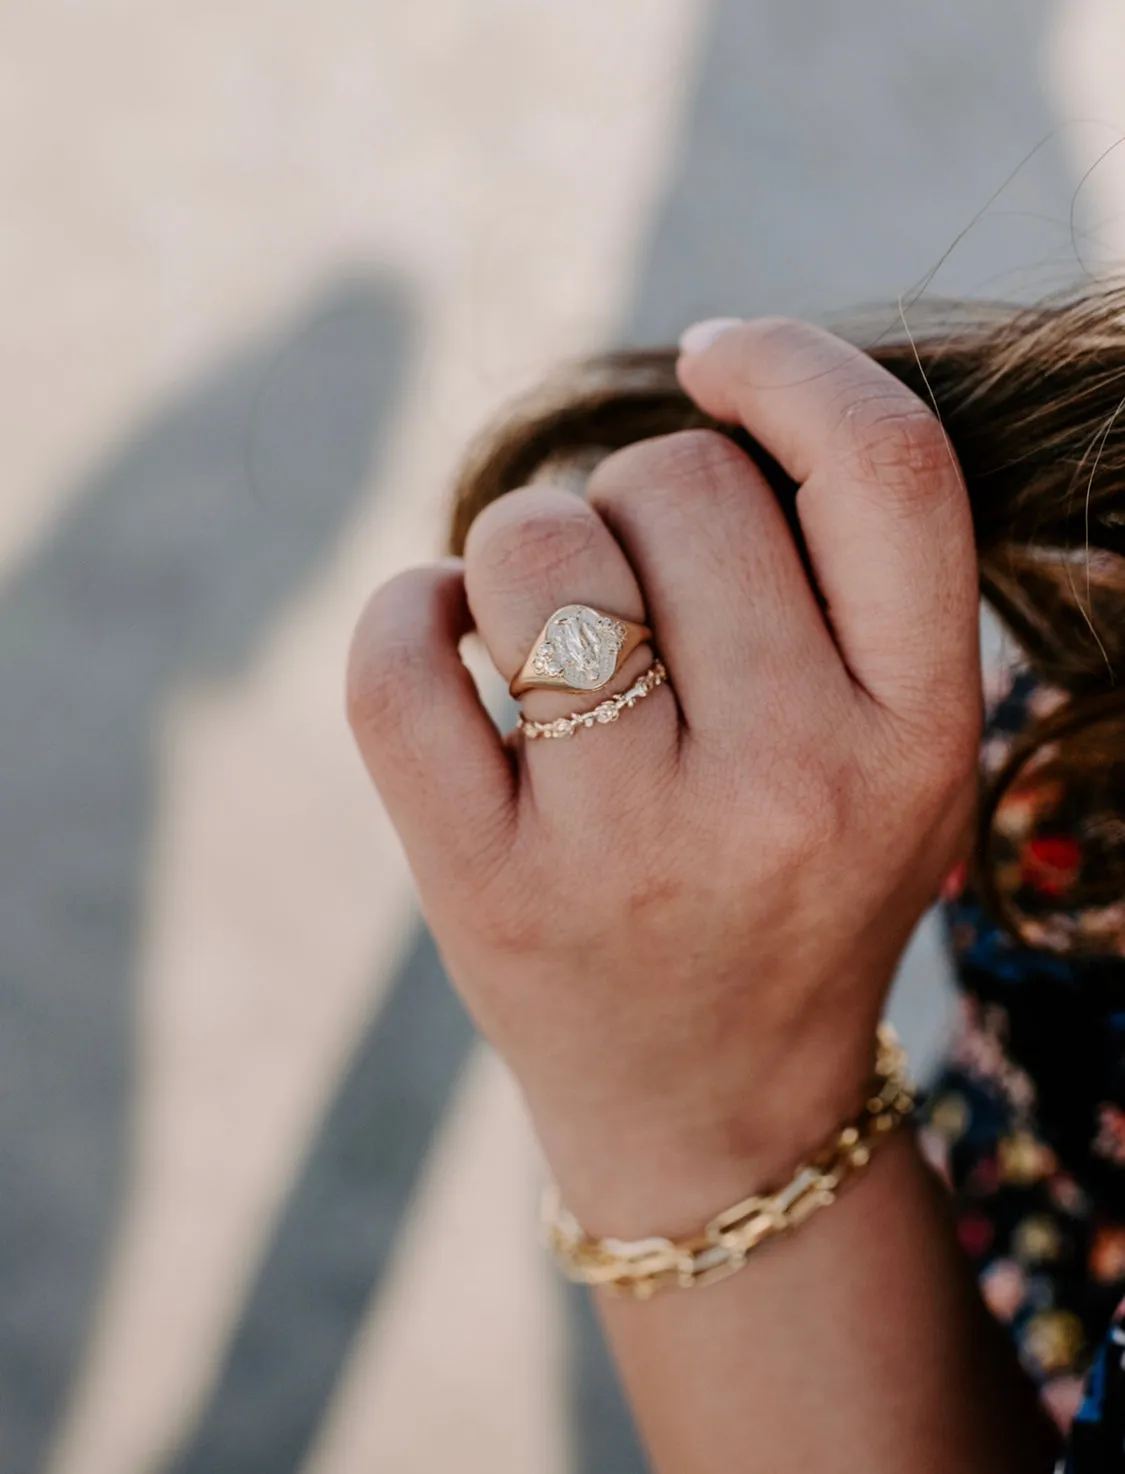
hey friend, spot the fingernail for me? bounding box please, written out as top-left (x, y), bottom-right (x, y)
top-left (677, 317), bottom-right (742, 356)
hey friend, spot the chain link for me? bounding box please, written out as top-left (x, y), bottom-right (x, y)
top-left (543, 1023), bottom-right (914, 1299)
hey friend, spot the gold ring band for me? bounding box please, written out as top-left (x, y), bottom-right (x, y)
top-left (510, 604), bottom-right (652, 698)
top-left (517, 660), bottom-right (668, 740)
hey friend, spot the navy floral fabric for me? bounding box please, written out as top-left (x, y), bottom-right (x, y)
top-left (920, 669), bottom-right (1125, 1468)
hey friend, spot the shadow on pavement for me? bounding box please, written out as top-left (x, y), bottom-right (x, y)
top-left (164, 926), bottom-right (475, 1474)
top-left (0, 277), bottom-right (413, 1474)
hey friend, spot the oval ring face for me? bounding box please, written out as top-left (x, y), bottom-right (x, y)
top-left (531, 604), bottom-right (627, 691)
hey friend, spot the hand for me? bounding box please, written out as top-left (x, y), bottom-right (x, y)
top-left (347, 319), bottom-right (981, 1233)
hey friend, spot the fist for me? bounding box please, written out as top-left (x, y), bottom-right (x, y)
top-left (347, 319), bottom-right (981, 1231)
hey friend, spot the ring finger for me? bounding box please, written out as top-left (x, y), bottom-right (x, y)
top-left (463, 484), bottom-right (678, 788)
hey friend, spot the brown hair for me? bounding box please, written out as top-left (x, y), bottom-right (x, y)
top-left (448, 288), bottom-right (1125, 947)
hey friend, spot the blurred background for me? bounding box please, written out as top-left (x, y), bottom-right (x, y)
top-left (5, 1), bottom-right (1125, 1471)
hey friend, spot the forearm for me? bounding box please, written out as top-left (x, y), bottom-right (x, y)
top-left (593, 1130), bottom-right (1057, 1474)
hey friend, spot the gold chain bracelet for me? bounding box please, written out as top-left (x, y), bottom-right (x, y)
top-left (542, 1022), bottom-right (915, 1299)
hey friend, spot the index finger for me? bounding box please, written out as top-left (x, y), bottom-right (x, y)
top-left (347, 561), bottom-right (517, 887)
top-left (676, 317), bottom-right (979, 715)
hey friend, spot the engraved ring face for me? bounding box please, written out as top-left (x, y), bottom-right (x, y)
top-left (530, 604), bottom-right (628, 691)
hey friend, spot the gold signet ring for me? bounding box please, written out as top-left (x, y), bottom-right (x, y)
top-left (509, 604), bottom-right (652, 698)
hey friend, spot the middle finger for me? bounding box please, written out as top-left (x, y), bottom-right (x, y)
top-left (588, 428), bottom-right (848, 738)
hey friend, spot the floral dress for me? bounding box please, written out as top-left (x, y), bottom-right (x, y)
top-left (920, 669), bottom-right (1125, 1470)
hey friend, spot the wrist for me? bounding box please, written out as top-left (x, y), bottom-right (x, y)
top-left (528, 1023), bottom-right (889, 1238)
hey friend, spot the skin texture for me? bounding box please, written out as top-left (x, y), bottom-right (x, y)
top-left (347, 318), bottom-right (1058, 1471)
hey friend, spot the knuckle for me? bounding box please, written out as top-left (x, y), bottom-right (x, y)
top-left (770, 765), bottom-right (852, 865)
top-left (592, 428), bottom-right (745, 508)
top-left (590, 431), bottom-right (751, 564)
top-left (731, 739), bottom-right (854, 872)
top-left (840, 395), bottom-right (959, 507)
top-left (652, 428), bottom-right (748, 494)
top-left (466, 495), bottom-right (598, 591)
